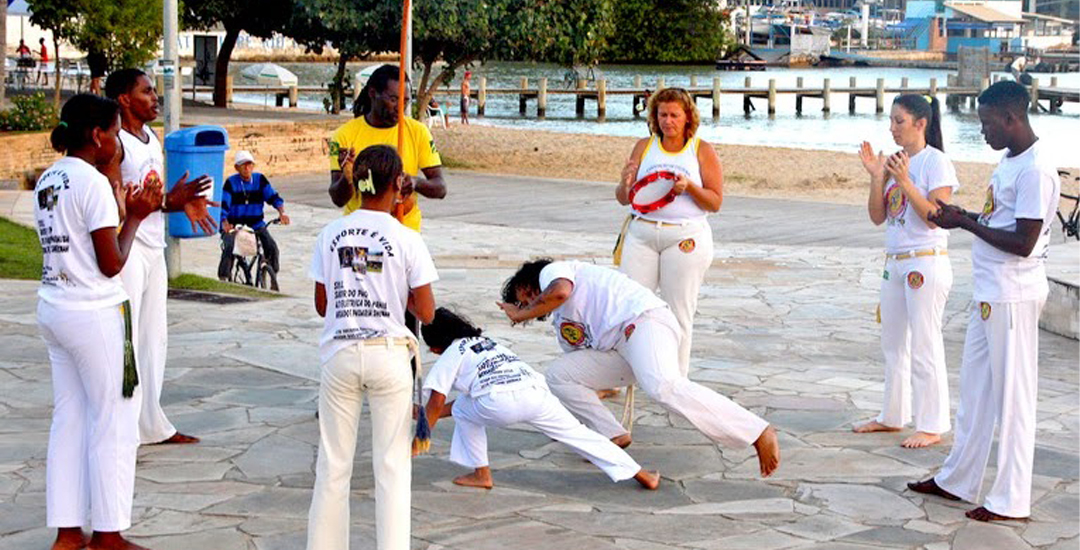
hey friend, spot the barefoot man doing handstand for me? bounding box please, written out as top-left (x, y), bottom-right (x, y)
top-left (498, 259), bottom-right (780, 477)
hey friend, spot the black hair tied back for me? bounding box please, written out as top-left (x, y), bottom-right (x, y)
top-left (893, 93), bottom-right (944, 152)
top-left (50, 94), bottom-right (120, 154)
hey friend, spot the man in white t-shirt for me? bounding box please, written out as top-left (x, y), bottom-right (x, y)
top-left (499, 259), bottom-right (780, 478)
top-left (909, 81), bottom-right (1061, 522)
top-left (104, 68), bottom-right (218, 445)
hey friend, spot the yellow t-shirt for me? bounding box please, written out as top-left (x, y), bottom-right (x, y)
top-left (328, 116), bottom-right (442, 232)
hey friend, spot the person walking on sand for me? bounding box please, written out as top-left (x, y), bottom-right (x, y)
top-left (104, 68), bottom-right (216, 446)
top-left (908, 81), bottom-right (1061, 523)
top-left (614, 87), bottom-right (724, 378)
top-left (853, 94), bottom-right (958, 449)
top-left (498, 259), bottom-right (780, 477)
top-left (460, 71), bottom-right (471, 125)
top-left (416, 307), bottom-right (660, 491)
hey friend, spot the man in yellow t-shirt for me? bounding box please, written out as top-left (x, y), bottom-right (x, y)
top-left (329, 64), bottom-right (447, 232)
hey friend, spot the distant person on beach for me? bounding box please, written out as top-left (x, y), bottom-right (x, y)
top-left (460, 71), bottom-right (472, 125)
top-left (614, 87), bottom-right (723, 378)
top-left (416, 307), bottom-right (660, 491)
top-left (35, 93), bottom-right (163, 550)
top-left (330, 64), bottom-right (447, 233)
top-left (498, 259), bottom-right (780, 477)
top-left (104, 68), bottom-right (215, 446)
top-left (217, 150), bottom-right (290, 281)
top-left (37, 38), bottom-right (49, 86)
top-left (307, 145), bottom-right (437, 550)
top-left (88, 50), bottom-right (108, 95)
top-left (16, 39), bottom-right (31, 57)
top-left (908, 81), bottom-right (1061, 522)
top-left (855, 93), bottom-right (958, 448)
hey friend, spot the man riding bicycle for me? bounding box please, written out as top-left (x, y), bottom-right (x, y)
top-left (218, 151), bottom-right (290, 280)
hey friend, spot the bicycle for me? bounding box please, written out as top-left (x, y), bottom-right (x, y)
top-left (1057, 170), bottom-right (1079, 241)
top-left (225, 218), bottom-right (281, 291)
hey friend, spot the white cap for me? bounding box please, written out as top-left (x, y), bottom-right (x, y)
top-left (234, 150), bottom-right (255, 166)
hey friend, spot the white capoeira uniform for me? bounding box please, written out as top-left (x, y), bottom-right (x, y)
top-left (423, 336), bottom-right (642, 482)
top-left (876, 145), bottom-right (958, 434)
top-left (307, 210), bottom-right (438, 550)
top-left (934, 140), bottom-right (1060, 519)
top-left (619, 135), bottom-right (714, 377)
top-left (542, 261), bottom-right (769, 447)
top-left (118, 126), bottom-right (175, 444)
top-left (35, 157), bottom-right (140, 532)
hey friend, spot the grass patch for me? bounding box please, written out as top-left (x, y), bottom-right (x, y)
top-left (440, 155), bottom-right (477, 170)
top-left (169, 273), bottom-right (283, 299)
top-left (0, 217), bottom-right (42, 280)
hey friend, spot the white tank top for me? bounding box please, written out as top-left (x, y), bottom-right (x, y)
top-left (633, 135), bottom-right (708, 223)
top-left (119, 125), bottom-right (166, 249)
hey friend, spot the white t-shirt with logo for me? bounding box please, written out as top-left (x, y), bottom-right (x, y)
top-left (119, 125), bottom-right (166, 249)
top-left (633, 136), bottom-right (708, 223)
top-left (34, 156), bottom-right (129, 310)
top-left (422, 336), bottom-right (545, 401)
top-left (972, 140), bottom-right (1060, 302)
top-left (540, 261), bottom-right (667, 352)
top-left (883, 146), bottom-right (959, 253)
top-left (309, 209), bottom-right (438, 363)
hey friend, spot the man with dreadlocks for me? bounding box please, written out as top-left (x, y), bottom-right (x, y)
top-left (328, 64), bottom-right (447, 233)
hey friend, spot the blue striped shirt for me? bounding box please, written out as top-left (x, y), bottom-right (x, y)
top-left (220, 173), bottom-right (284, 231)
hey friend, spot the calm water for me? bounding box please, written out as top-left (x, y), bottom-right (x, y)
top-left (223, 61), bottom-right (1080, 165)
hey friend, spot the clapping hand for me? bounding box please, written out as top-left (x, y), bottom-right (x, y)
top-left (884, 151), bottom-right (911, 184)
top-left (621, 159), bottom-right (639, 188)
top-left (858, 141), bottom-right (886, 181)
top-left (166, 172), bottom-right (220, 234)
top-left (125, 178), bottom-right (164, 220)
top-left (928, 198), bottom-right (968, 229)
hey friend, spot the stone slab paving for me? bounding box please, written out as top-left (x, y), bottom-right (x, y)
top-left (1, 175), bottom-right (1078, 549)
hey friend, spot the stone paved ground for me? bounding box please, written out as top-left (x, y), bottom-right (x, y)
top-left (1, 175), bottom-right (1077, 550)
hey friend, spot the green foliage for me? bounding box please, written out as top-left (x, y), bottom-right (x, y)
top-left (182, 0), bottom-right (297, 39)
top-left (0, 93), bottom-right (59, 132)
top-left (169, 273), bottom-right (283, 299)
top-left (28, 0), bottom-right (163, 70)
top-left (503, 0), bottom-right (614, 67)
top-left (0, 216), bottom-right (43, 281)
top-left (604, 0), bottom-right (735, 63)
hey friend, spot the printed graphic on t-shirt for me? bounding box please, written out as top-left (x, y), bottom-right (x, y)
top-left (141, 169), bottom-right (162, 191)
top-left (36, 168), bottom-right (73, 286)
top-left (886, 183), bottom-right (907, 224)
top-left (979, 185), bottom-right (995, 226)
top-left (560, 320), bottom-right (591, 348)
top-left (338, 246), bottom-right (384, 275)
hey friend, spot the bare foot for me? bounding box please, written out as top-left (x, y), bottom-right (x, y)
top-left (52, 528), bottom-right (88, 550)
top-left (87, 531), bottom-right (150, 550)
top-left (633, 469), bottom-right (660, 490)
top-left (611, 434), bottom-right (632, 449)
top-left (852, 420), bottom-right (902, 433)
top-left (966, 506), bottom-right (1028, 522)
top-left (907, 478), bottom-right (961, 501)
top-left (453, 467), bottom-right (493, 489)
top-left (901, 431), bottom-right (942, 448)
top-left (153, 432), bottom-right (199, 445)
top-left (597, 388), bottom-right (621, 400)
top-left (752, 425), bottom-right (781, 478)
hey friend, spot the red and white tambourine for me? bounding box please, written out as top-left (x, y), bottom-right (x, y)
top-left (629, 170), bottom-right (680, 214)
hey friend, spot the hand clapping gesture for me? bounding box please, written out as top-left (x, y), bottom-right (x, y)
top-left (928, 198), bottom-right (969, 229)
top-left (166, 171), bottom-right (220, 234)
top-left (125, 177), bottom-right (164, 221)
top-left (885, 151), bottom-right (912, 185)
top-left (859, 141), bottom-right (887, 181)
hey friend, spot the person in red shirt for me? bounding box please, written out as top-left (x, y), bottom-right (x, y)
top-left (37, 38), bottom-right (50, 86)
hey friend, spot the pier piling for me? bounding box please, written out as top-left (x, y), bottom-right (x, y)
top-left (538, 78), bottom-right (547, 119)
top-left (712, 77), bottom-right (721, 119)
top-left (478, 77), bottom-right (487, 117)
top-left (598, 79), bottom-right (607, 121)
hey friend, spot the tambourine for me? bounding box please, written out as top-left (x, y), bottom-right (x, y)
top-left (629, 170), bottom-right (680, 214)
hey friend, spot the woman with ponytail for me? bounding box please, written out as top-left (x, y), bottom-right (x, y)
top-left (36, 94), bottom-right (163, 550)
top-left (307, 145), bottom-right (438, 550)
top-left (855, 93), bottom-right (959, 449)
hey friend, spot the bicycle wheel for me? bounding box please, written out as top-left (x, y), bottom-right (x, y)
top-left (232, 258), bottom-right (252, 286)
top-left (257, 262), bottom-right (279, 292)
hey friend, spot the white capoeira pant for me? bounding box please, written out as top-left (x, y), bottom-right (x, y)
top-left (546, 307), bottom-right (768, 447)
top-left (619, 217), bottom-right (713, 377)
top-left (878, 253), bottom-right (952, 433)
top-left (307, 339), bottom-right (413, 550)
top-left (118, 239), bottom-right (175, 444)
top-left (39, 301), bottom-right (139, 532)
top-left (935, 298), bottom-right (1045, 518)
top-left (450, 387), bottom-right (642, 482)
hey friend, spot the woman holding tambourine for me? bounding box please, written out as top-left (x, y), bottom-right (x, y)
top-left (615, 88), bottom-right (723, 377)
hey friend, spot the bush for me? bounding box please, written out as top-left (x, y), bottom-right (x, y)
top-left (0, 93), bottom-right (59, 132)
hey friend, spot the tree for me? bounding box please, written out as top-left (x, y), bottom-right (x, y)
top-left (29, 0), bottom-right (163, 107)
top-left (182, 0), bottom-right (297, 107)
top-left (604, 0), bottom-right (735, 63)
top-left (291, 0), bottom-right (397, 114)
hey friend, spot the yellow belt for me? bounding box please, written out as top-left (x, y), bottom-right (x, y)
top-left (353, 337), bottom-right (416, 349)
top-left (886, 249), bottom-right (948, 260)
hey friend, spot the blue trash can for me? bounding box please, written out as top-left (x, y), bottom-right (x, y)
top-left (163, 126), bottom-right (229, 238)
